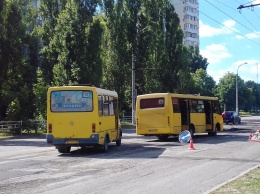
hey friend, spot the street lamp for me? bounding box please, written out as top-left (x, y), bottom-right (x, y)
top-left (236, 62), bottom-right (247, 115)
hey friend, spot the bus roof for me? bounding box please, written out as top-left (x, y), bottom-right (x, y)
top-left (137, 93), bottom-right (219, 101)
top-left (48, 85), bottom-right (118, 97)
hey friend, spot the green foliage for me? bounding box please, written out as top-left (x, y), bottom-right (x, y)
top-left (33, 70), bottom-right (48, 120)
top-left (214, 72), bottom-right (253, 111)
top-left (6, 98), bottom-right (21, 120)
top-left (187, 46), bottom-right (208, 73)
top-left (51, 0), bottom-right (102, 85)
top-left (191, 69), bottom-right (216, 96)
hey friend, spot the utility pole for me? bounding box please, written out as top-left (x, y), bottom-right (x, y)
top-left (132, 51), bottom-right (136, 124)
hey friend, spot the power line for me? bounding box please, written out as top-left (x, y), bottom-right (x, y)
top-left (205, 0), bottom-right (260, 38)
top-left (214, 0), bottom-right (236, 11)
top-left (252, 8), bottom-right (260, 20)
top-left (240, 12), bottom-right (260, 32)
top-left (213, 0), bottom-right (260, 32)
top-left (233, 0), bottom-right (242, 4)
top-left (242, 1), bottom-right (255, 6)
top-left (199, 10), bottom-right (260, 46)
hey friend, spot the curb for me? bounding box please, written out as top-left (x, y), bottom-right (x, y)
top-left (204, 164), bottom-right (260, 194)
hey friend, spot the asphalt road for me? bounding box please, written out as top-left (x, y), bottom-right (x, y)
top-left (0, 116), bottom-right (259, 194)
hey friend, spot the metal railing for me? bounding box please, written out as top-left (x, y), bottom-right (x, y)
top-left (0, 121), bottom-right (22, 134)
top-left (0, 120), bottom-right (46, 134)
top-left (120, 116), bottom-right (132, 123)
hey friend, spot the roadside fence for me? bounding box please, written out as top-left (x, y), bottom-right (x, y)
top-left (0, 120), bottom-right (46, 134)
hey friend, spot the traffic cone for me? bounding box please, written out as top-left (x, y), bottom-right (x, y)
top-left (189, 137), bottom-right (195, 150)
top-left (248, 133), bottom-right (253, 141)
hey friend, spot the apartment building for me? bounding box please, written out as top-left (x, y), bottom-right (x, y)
top-left (170, 0), bottom-right (199, 46)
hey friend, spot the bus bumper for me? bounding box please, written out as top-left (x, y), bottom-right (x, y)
top-left (46, 134), bottom-right (99, 146)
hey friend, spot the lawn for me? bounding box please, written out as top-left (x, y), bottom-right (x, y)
top-left (211, 166), bottom-right (260, 194)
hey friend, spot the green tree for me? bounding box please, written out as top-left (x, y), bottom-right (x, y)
top-left (214, 72), bottom-right (251, 112)
top-left (52, 0), bottom-right (101, 85)
top-left (101, 0), bottom-right (134, 111)
top-left (191, 69), bottom-right (216, 96)
top-left (187, 46), bottom-right (208, 73)
top-left (38, 0), bottom-right (67, 85)
top-left (0, 1), bottom-right (25, 120)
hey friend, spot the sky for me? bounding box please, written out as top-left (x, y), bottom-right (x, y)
top-left (199, 0), bottom-right (260, 84)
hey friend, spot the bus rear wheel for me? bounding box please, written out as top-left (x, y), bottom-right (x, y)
top-left (208, 125), bottom-right (218, 136)
top-left (103, 136), bottom-right (109, 152)
top-left (57, 146), bottom-right (71, 154)
top-left (116, 130), bottom-right (122, 146)
top-left (156, 135), bottom-right (169, 141)
top-left (189, 126), bottom-right (195, 138)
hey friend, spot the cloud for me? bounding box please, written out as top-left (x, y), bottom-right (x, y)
top-left (207, 69), bottom-right (227, 83)
top-left (235, 32), bottom-right (260, 39)
top-left (200, 44), bottom-right (232, 64)
top-left (230, 60), bottom-right (260, 75)
top-left (199, 20), bottom-right (237, 37)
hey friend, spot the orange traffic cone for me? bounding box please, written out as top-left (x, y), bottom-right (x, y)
top-left (248, 133), bottom-right (253, 141)
top-left (189, 137), bottom-right (195, 150)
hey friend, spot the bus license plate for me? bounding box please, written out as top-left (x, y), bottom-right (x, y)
top-left (66, 140), bottom-right (79, 144)
top-left (149, 129), bottom-right (157, 132)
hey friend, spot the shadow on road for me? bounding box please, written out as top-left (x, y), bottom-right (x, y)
top-left (0, 134), bottom-right (50, 147)
top-left (59, 143), bottom-right (169, 159)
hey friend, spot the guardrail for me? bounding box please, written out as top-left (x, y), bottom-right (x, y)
top-left (0, 120), bottom-right (46, 134)
top-left (120, 116), bottom-right (132, 123)
top-left (0, 121), bottom-right (22, 134)
top-left (22, 120), bottom-right (46, 133)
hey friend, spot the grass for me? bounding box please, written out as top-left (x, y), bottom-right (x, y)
top-left (240, 111), bottom-right (260, 116)
top-left (211, 166), bottom-right (260, 194)
top-left (0, 132), bottom-right (13, 138)
top-left (0, 128), bottom-right (46, 138)
top-left (121, 121), bottom-right (135, 128)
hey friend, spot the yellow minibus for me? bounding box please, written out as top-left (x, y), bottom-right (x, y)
top-left (46, 85), bottom-right (122, 153)
top-left (136, 93), bottom-right (223, 140)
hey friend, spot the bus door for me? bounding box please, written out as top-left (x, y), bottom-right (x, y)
top-left (180, 99), bottom-right (189, 131)
top-left (113, 97), bottom-right (120, 137)
top-left (204, 100), bottom-right (213, 130)
top-left (98, 95), bottom-right (117, 139)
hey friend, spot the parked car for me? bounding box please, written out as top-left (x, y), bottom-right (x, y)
top-left (224, 111), bottom-right (241, 124)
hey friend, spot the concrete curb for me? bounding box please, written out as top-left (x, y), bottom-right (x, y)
top-left (204, 164), bottom-right (260, 194)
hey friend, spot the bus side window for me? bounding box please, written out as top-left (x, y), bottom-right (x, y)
top-left (98, 95), bottom-right (103, 116)
top-left (213, 101), bottom-right (221, 114)
top-left (109, 96), bottom-right (114, 116)
top-left (103, 95), bottom-right (109, 116)
top-left (172, 98), bottom-right (180, 113)
top-left (190, 100), bottom-right (198, 112)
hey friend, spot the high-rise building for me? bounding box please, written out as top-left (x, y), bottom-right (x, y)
top-left (170, 0), bottom-right (199, 46)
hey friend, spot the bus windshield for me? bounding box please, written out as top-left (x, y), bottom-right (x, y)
top-left (50, 90), bottom-right (93, 112)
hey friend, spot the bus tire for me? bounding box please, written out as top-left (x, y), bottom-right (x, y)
top-left (189, 125), bottom-right (195, 137)
top-left (57, 146), bottom-right (71, 154)
top-left (116, 130), bottom-right (122, 146)
top-left (208, 127), bottom-right (217, 136)
top-left (156, 135), bottom-right (169, 141)
top-left (116, 137), bottom-right (121, 146)
top-left (103, 136), bottom-right (109, 152)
